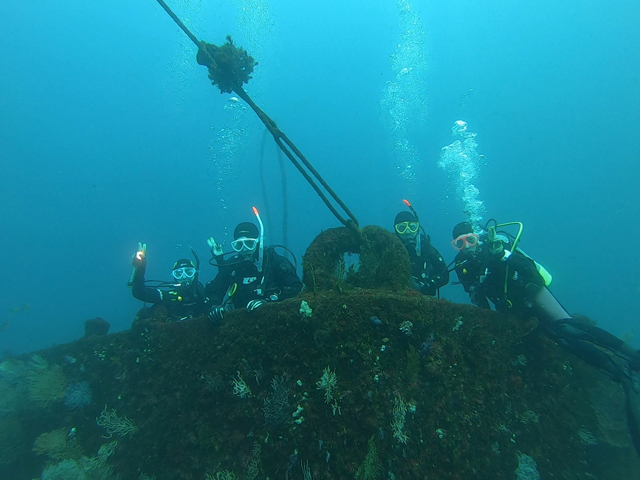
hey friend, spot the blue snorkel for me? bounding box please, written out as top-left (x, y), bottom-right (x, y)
top-left (252, 206), bottom-right (265, 273)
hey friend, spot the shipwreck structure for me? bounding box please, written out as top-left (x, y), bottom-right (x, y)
top-left (1, 227), bottom-right (639, 479)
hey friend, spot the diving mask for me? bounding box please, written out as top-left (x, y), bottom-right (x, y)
top-left (395, 221), bottom-right (419, 235)
top-left (452, 233), bottom-right (479, 251)
top-left (172, 267), bottom-right (196, 281)
top-left (231, 237), bottom-right (258, 252)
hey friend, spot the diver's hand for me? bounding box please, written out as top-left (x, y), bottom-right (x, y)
top-left (247, 299), bottom-right (266, 312)
top-left (208, 305), bottom-right (225, 324)
top-left (132, 242), bottom-right (147, 269)
top-left (207, 237), bottom-right (224, 257)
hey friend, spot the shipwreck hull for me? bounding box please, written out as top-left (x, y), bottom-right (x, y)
top-left (2, 289), bottom-right (639, 479)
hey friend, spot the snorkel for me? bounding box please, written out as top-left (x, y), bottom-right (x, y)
top-left (402, 199), bottom-right (422, 256)
top-left (190, 246), bottom-right (201, 271)
top-left (402, 199), bottom-right (420, 222)
top-left (253, 206), bottom-right (265, 273)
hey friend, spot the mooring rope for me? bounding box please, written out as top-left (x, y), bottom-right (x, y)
top-left (155, 0), bottom-right (360, 231)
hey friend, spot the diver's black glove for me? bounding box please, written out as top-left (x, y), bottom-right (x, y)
top-left (208, 305), bottom-right (225, 324)
top-left (206, 237), bottom-right (224, 258)
top-left (247, 299), bottom-right (267, 312)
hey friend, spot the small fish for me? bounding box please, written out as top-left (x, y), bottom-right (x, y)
top-left (0, 320), bottom-right (10, 332)
top-left (8, 304), bottom-right (30, 312)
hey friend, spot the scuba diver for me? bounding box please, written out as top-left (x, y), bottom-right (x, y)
top-left (393, 200), bottom-right (449, 296)
top-left (205, 208), bottom-right (303, 323)
top-left (130, 242), bottom-right (208, 321)
top-left (451, 220), bottom-right (640, 454)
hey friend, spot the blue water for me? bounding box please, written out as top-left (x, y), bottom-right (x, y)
top-left (1, 0), bottom-right (638, 355)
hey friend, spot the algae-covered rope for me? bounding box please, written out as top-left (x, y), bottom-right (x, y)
top-left (156, 0), bottom-right (201, 48)
top-left (233, 87), bottom-right (359, 230)
top-left (155, 0), bottom-right (360, 232)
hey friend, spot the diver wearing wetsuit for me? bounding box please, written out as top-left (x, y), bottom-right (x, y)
top-left (451, 221), bottom-right (640, 371)
top-left (205, 222), bottom-right (302, 323)
top-left (131, 248), bottom-right (208, 321)
top-left (451, 220), bottom-right (640, 454)
top-left (393, 211), bottom-right (449, 296)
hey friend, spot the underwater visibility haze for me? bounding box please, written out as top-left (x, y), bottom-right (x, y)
top-left (1, 0), bottom-right (640, 478)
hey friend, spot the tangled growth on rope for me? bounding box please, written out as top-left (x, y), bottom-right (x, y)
top-left (196, 36), bottom-right (257, 94)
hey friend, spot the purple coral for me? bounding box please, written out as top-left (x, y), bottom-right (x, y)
top-left (419, 333), bottom-right (435, 355)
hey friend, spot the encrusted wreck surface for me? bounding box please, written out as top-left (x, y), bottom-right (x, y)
top-left (2, 289), bottom-right (640, 479)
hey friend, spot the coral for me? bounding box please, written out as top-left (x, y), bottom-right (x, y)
top-left (205, 471), bottom-right (238, 480)
top-left (27, 356), bottom-right (68, 408)
top-left (33, 428), bottom-right (83, 461)
top-left (399, 321), bottom-right (413, 335)
top-left (301, 460), bottom-right (312, 480)
top-left (263, 375), bottom-right (290, 429)
top-left (391, 393), bottom-right (409, 444)
top-left (40, 453), bottom-right (118, 480)
top-left (316, 366), bottom-right (341, 416)
top-left (3, 288), bottom-right (633, 479)
top-left (96, 405), bottom-right (138, 438)
top-left (355, 436), bottom-right (382, 480)
top-left (0, 377), bottom-right (23, 416)
top-left (245, 442), bottom-right (261, 480)
top-left (515, 452), bottom-right (540, 480)
top-left (80, 452), bottom-right (117, 480)
top-left (0, 414), bottom-right (25, 466)
top-left (299, 301), bottom-right (313, 318)
top-left (64, 381), bottom-right (92, 409)
top-left (97, 441), bottom-right (118, 463)
top-left (40, 459), bottom-right (85, 480)
top-left (231, 371), bottom-right (252, 398)
top-left (578, 428), bottom-right (598, 445)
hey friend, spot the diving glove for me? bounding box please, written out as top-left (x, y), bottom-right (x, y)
top-left (247, 299), bottom-right (266, 311)
top-left (128, 242), bottom-right (147, 286)
top-left (207, 237), bottom-right (224, 257)
top-left (208, 305), bottom-right (225, 324)
top-left (132, 242), bottom-right (147, 269)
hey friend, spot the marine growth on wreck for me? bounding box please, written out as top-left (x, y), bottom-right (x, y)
top-left (1, 226), bottom-right (638, 479)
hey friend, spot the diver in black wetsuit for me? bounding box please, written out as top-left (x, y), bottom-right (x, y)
top-left (131, 244), bottom-right (208, 321)
top-left (451, 221), bottom-right (640, 371)
top-left (451, 220), bottom-right (640, 453)
top-left (205, 220), bottom-right (302, 323)
top-left (393, 209), bottom-right (449, 296)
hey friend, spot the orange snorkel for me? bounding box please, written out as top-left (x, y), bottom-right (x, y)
top-left (402, 199), bottom-right (420, 222)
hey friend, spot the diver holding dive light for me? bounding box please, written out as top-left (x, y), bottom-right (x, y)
top-left (130, 242), bottom-right (208, 321)
top-left (205, 207), bottom-right (303, 323)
